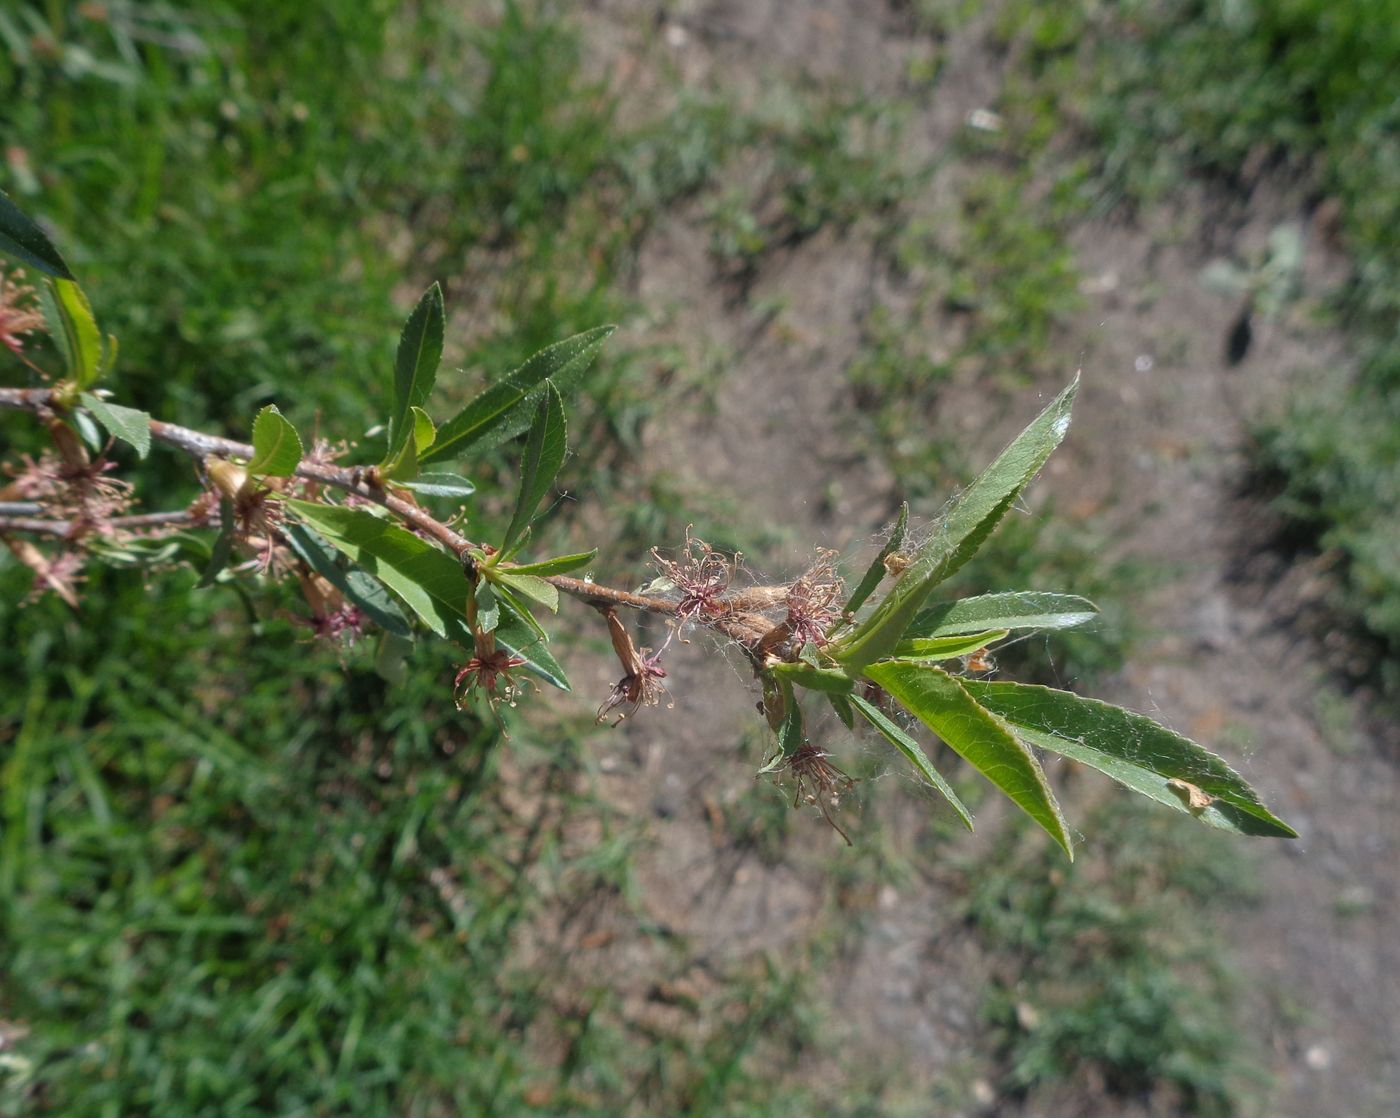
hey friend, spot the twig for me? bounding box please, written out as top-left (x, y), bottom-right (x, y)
top-left (0, 386), bottom-right (687, 618)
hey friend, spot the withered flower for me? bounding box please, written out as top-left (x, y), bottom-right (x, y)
top-left (6, 450), bottom-right (134, 533)
top-left (0, 265), bottom-right (44, 358)
top-left (454, 648), bottom-right (529, 710)
top-left (650, 528), bottom-right (736, 622)
top-left (596, 605), bottom-right (672, 724)
top-left (782, 742), bottom-right (856, 846)
top-left (597, 646), bottom-right (670, 725)
top-left (784, 548), bottom-right (843, 648)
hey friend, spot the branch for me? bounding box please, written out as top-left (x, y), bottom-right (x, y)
top-left (0, 508), bottom-right (203, 539)
top-left (0, 386), bottom-right (685, 619)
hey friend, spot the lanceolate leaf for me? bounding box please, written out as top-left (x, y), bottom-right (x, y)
top-left (500, 381), bottom-right (566, 554)
top-left (848, 693), bottom-right (974, 831)
top-left (865, 660), bottom-right (1073, 857)
top-left (504, 549), bottom-right (597, 577)
top-left (286, 500), bottom-right (467, 637)
top-left (283, 523), bottom-right (412, 638)
top-left (41, 278), bottom-right (102, 388)
top-left (776, 684), bottom-right (803, 757)
top-left (491, 579), bottom-right (547, 642)
top-left (841, 501), bottom-right (909, 619)
top-left (768, 660), bottom-right (855, 695)
top-left (196, 497), bottom-right (237, 589)
top-left (492, 570), bottom-right (559, 613)
top-left (495, 615), bottom-right (570, 692)
top-left (422, 325), bottom-right (613, 465)
top-left (401, 472), bottom-right (475, 498)
top-left (382, 406), bottom-right (436, 481)
top-left (473, 580), bottom-right (500, 634)
top-left (247, 405), bottom-right (303, 477)
top-left (385, 283), bottom-right (444, 464)
top-left (80, 392), bottom-right (150, 459)
top-left (833, 378), bottom-right (1078, 672)
top-left (906, 591), bottom-right (1098, 640)
top-left (0, 189), bottom-right (73, 278)
top-left (963, 679), bottom-right (1297, 838)
top-left (893, 630), bottom-right (1007, 661)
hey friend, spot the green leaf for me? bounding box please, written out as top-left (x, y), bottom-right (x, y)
top-left (473, 581), bottom-right (500, 634)
top-left (828, 693), bottom-right (856, 730)
top-left (286, 500), bottom-right (467, 637)
top-left (196, 497), bottom-right (237, 589)
top-left (247, 405), bottom-right (303, 478)
top-left (385, 283), bottom-right (444, 464)
top-left (381, 406), bottom-right (436, 482)
top-left (0, 189), bottom-right (73, 278)
top-left (907, 591), bottom-right (1098, 639)
top-left (99, 333), bottom-right (119, 380)
top-left (492, 570), bottom-right (559, 613)
top-left (504, 549), bottom-right (597, 576)
top-left (401, 472), bottom-right (475, 498)
top-left (79, 392), bottom-right (150, 459)
top-left (492, 579), bottom-right (547, 643)
top-left (963, 680), bottom-right (1296, 838)
top-left (841, 501), bottom-right (908, 619)
top-left (833, 379), bottom-right (1078, 672)
top-left (848, 693), bottom-right (974, 831)
top-left (422, 325), bottom-right (613, 464)
top-left (893, 630), bottom-right (1006, 661)
top-left (44, 278), bottom-right (102, 388)
top-left (283, 523), bottom-right (412, 638)
top-left (500, 381), bottom-right (566, 554)
top-left (776, 684), bottom-right (803, 757)
top-left (865, 661), bottom-right (1073, 857)
top-left (768, 660), bottom-right (856, 695)
top-left (375, 633), bottom-right (413, 687)
top-left (495, 615), bottom-right (570, 692)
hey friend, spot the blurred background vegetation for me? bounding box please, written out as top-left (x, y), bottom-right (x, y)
top-left (1, 1), bottom-right (1396, 1114)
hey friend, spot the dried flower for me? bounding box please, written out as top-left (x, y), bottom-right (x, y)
top-left (14, 543), bottom-right (85, 607)
top-left (650, 528), bottom-right (736, 622)
top-left (596, 606), bottom-right (673, 724)
top-left (597, 646), bottom-right (670, 724)
top-left (784, 548), bottom-right (843, 648)
top-left (454, 648), bottom-right (529, 710)
top-left (0, 265), bottom-right (44, 358)
top-left (5, 450), bottom-right (134, 533)
top-left (781, 742), bottom-right (856, 845)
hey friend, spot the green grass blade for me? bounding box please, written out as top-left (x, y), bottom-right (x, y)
top-left (963, 679), bottom-right (1296, 838)
top-left (865, 661), bottom-right (1073, 857)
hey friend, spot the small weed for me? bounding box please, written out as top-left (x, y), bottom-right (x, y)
top-left (959, 804), bottom-right (1259, 1116)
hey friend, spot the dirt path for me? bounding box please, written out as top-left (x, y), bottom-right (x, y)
top-left (562, 4), bottom-right (1400, 1113)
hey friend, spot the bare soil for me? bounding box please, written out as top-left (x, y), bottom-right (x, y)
top-left (531, 4), bottom-right (1400, 1113)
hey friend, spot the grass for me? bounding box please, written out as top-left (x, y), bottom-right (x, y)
top-left (0, 2), bottom-right (844, 1112)
top-left (2, 0), bottom-right (1326, 1112)
top-left (994, 0), bottom-right (1400, 695)
top-left (958, 802), bottom-right (1259, 1116)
